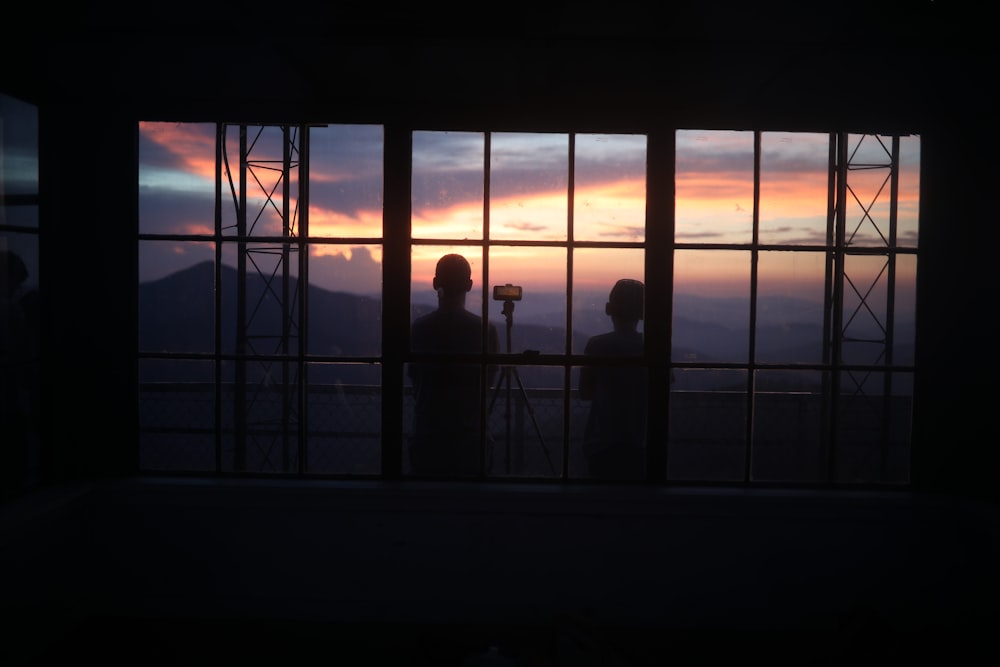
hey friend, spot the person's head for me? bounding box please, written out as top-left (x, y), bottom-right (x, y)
top-left (433, 254), bottom-right (473, 299)
top-left (606, 278), bottom-right (644, 323)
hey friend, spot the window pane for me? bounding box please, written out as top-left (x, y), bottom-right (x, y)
top-left (488, 246), bottom-right (566, 355)
top-left (220, 124), bottom-right (302, 238)
top-left (835, 371), bottom-right (912, 484)
top-left (897, 136), bottom-right (920, 248)
top-left (756, 250), bottom-right (826, 364)
top-left (219, 356), bottom-right (301, 474)
top-left (308, 124), bottom-right (383, 239)
top-left (573, 248), bottom-right (645, 355)
top-left (139, 241), bottom-right (216, 353)
top-left (841, 254), bottom-right (890, 366)
top-left (490, 132), bottom-right (568, 241)
top-left (759, 132), bottom-right (829, 245)
top-left (576, 361), bottom-right (647, 482)
top-left (411, 245), bottom-right (488, 332)
top-left (307, 362), bottom-right (381, 474)
top-left (668, 369), bottom-right (747, 481)
top-left (573, 133), bottom-right (646, 243)
top-left (412, 131), bottom-right (484, 240)
top-left (675, 130), bottom-right (754, 244)
top-left (843, 134), bottom-right (895, 248)
top-left (894, 254), bottom-right (916, 365)
top-left (673, 249), bottom-right (750, 364)
top-left (404, 361), bottom-right (491, 478)
top-left (489, 364), bottom-right (565, 479)
top-left (139, 122), bottom-right (216, 236)
top-left (220, 242), bottom-right (302, 358)
top-left (308, 244), bottom-right (382, 356)
top-left (139, 358), bottom-right (217, 472)
top-left (751, 369), bottom-right (826, 483)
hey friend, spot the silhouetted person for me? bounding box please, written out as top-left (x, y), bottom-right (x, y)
top-left (1, 250), bottom-right (31, 497)
top-left (579, 278), bottom-right (647, 481)
top-left (408, 254), bottom-right (499, 476)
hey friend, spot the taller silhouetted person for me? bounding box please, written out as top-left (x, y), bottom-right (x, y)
top-left (408, 254), bottom-right (499, 476)
top-left (579, 278), bottom-right (647, 481)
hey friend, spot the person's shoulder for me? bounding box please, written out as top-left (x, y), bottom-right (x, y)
top-left (585, 330), bottom-right (641, 355)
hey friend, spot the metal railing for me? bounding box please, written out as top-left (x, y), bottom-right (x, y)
top-left (139, 382), bottom-right (911, 485)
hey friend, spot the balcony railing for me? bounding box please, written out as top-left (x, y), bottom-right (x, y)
top-left (139, 383), bottom-right (911, 484)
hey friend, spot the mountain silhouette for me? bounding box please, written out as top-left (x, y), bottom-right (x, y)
top-left (140, 261), bottom-right (914, 376)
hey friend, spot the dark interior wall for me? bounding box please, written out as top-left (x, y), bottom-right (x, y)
top-left (2, 5), bottom-right (999, 663)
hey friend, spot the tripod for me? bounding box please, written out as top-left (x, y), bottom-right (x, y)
top-left (488, 298), bottom-right (556, 475)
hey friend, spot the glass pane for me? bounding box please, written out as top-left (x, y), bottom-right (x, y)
top-left (573, 249), bottom-right (645, 354)
top-left (751, 369), bottom-right (826, 483)
top-left (308, 124), bottom-right (383, 239)
top-left (221, 124), bottom-right (301, 238)
top-left (893, 254), bottom-right (916, 365)
top-left (0, 93), bottom-right (39, 198)
top-left (411, 245), bottom-right (488, 332)
top-left (843, 134), bottom-right (894, 248)
top-left (139, 236), bottom-right (216, 285)
top-left (668, 369), bottom-right (747, 481)
top-left (138, 122), bottom-right (216, 236)
top-left (307, 362), bottom-right (381, 474)
top-left (576, 360), bottom-right (646, 482)
top-left (139, 241), bottom-right (216, 353)
top-left (488, 364), bottom-right (565, 479)
top-left (308, 244), bottom-right (382, 356)
top-left (756, 250), bottom-right (826, 363)
top-left (220, 355), bottom-right (302, 474)
top-left (897, 136), bottom-right (920, 248)
top-left (841, 254), bottom-right (890, 366)
top-left (404, 361), bottom-right (492, 478)
top-left (220, 242), bottom-right (302, 358)
top-left (139, 358), bottom-right (217, 472)
top-left (488, 246), bottom-right (566, 355)
top-left (675, 130), bottom-right (754, 245)
top-left (759, 132), bottom-right (829, 245)
top-left (835, 371), bottom-right (912, 484)
top-left (490, 132), bottom-right (568, 241)
top-left (673, 249), bottom-right (750, 364)
top-left (573, 133), bottom-right (646, 242)
top-left (411, 131), bottom-right (484, 240)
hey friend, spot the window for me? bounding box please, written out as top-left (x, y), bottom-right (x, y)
top-left (138, 122), bottom-right (917, 486)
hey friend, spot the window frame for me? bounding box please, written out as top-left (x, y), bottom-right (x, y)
top-left (136, 121), bottom-right (917, 487)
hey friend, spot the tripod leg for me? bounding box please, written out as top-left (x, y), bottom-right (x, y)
top-left (488, 367), bottom-right (514, 474)
top-left (510, 367), bottom-right (556, 475)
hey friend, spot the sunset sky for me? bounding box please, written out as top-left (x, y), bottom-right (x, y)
top-left (138, 122), bottom-right (920, 320)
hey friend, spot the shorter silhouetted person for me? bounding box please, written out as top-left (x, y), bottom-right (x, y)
top-left (408, 254), bottom-right (499, 476)
top-left (579, 278), bottom-right (647, 481)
